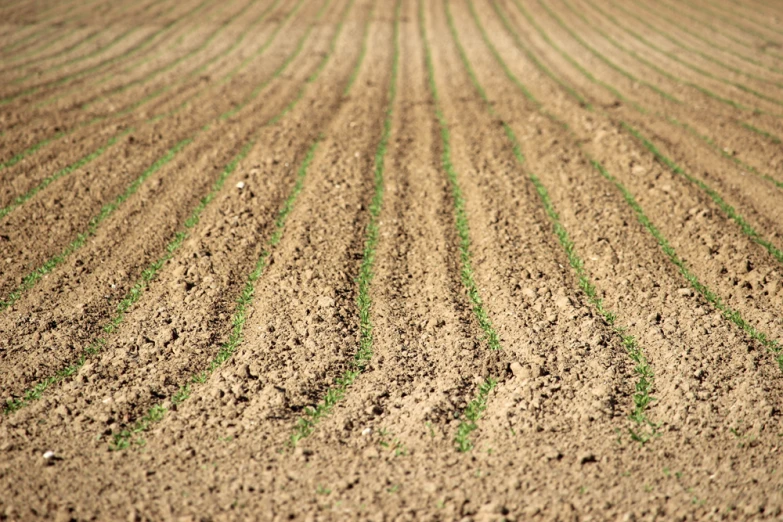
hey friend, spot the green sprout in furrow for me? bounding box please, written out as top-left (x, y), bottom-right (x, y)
top-left (13, 25), bottom-right (142, 86)
top-left (2, 0), bottom-right (92, 54)
top-left (668, 117), bottom-right (783, 189)
top-left (606, 0), bottom-right (783, 107)
top-left (0, 128), bottom-right (133, 221)
top-left (4, 0), bottom-right (353, 414)
top-left (39, 0), bottom-right (279, 112)
top-left (513, 0), bottom-right (783, 204)
top-left (2, 137), bottom-right (254, 415)
top-left (0, 0), bottom-right (284, 173)
top-left (108, 0), bottom-right (357, 449)
top-left (659, 0), bottom-right (773, 57)
top-left (463, 0), bottom-right (656, 443)
top-left (702, 0), bottom-right (783, 41)
top-left (0, 0), bottom-right (213, 106)
top-left (0, 136), bottom-right (193, 315)
top-left (342, 2), bottom-right (377, 96)
top-left (575, 0), bottom-right (782, 117)
top-left (538, 0), bottom-right (681, 104)
top-left (108, 138), bottom-right (321, 450)
top-left (6, 0), bottom-right (153, 72)
top-left (0, 0), bottom-right (331, 314)
top-left (221, 0), bottom-right (331, 120)
top-left (536, 0), bottom-right (783, 191)
top-left (622, 123), bottom-right (783, 268)
top-left (221, 0), bottom-right (308, 84)
top-left (500, 0), bottom-right (638, 112)
top-left (289, 0), bottom-right (398, 448)
top-left (80, 0), bottom-right (254, 110)
top-left (184, 0), bottom-right (284, 80)
top-left (589, 159), bottom-right (783, 372)
top-left (628, 0), bottom-right (783, 78)
top-left (419, 0), bottom-right (501, 453)
top-left (6, 29), bottom-right (90, 70)
top-left (1, 0), bottom-right (84, 55)
top-left (740, 122), bottom-right (782, 144)
top-left (490, 0), bottom-right (783, 374)
top-left (7, 0), bottom-right (147, 77)
top-left (490, 1), bottom-right (589, 108)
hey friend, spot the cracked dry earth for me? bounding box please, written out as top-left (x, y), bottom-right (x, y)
top-left (2, 0), bottom-right (783, 520)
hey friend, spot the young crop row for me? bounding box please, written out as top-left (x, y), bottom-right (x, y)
top-left (543, 1), bottom-right (783, 254)
top-left (0, 0), bottom-right (290, 178)
top-left (109, 0), bottom-right (367, 449)
top-left (0, 0), bottom-right (303, 226)
top-left (4, 0), bottom-right (163, 83)
top-left (505, 0), bottom-right (783, 193)
top-left (0, 0), bottom-right (214, 106)
top-left (289, 0), bottom-right (398, 446)
top-left (2, 0), bottom-right (360, 424)
top-left (0, 0), bottom-right (331, 313)
top-left (4, 0), bottom-right (783, 461)
top-left (495, 0), bottom-right (783, 362)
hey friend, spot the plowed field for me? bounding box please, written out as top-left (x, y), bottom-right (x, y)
top-left (2, 0), bottom-right (783, 519)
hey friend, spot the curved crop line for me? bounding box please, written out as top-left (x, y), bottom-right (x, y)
top-left (659, 0), bottom-right (782, 60)
top-left (571, 0), bottom-right (783, 117)
top-left (497, 0), bottom-right (633, 111)
top-left (0, 0), bottom-right (214, 106)
top-left (605, 0), bottom-right (783, 108)
top-left (12, 20), bottom-right (151, 85)
top-left (703, 0), bottom-right (783, 41)
top-left (79, 0), bottom-right (260, 111)
top-left (290, 0), bottom-right (397, 447)
top-left (0, 0), bottom-right (286, 175)
top-left (626, 0), bottom-right (783, 79)
top-left (0, 128), bottom-right (134, 222)
top-left (0, 0), bottom-right (289, 215)
top-left (536, 0), bottom-right (680, 104)
top-left (556, 0), bottom-right (783, 188)
top-left (11, 21), bottom-right (147, 86)
top-left (518, 0), bottom-right (783, 266)
top-left (0, 0), bottom-right (330, 315)
top-left (106, 0), bottom-right (359, 450)
top-left (485, 0), bottom-right (783, 372)
top-left (0, 0), bottom-right (93, 54)
top-left (513, 0), bottom-right (783, 192)
top-left (4, 0), bottom-right (345, 417)
top-left (4, 0), bottom-right (152, 75)
top-left (622, 123), bottom-right (783, 269)
top-left (3, 0), bottom-right (159, 73)
top-left (420, 0), bottom-right (502, 453)
top-left (461, 0), bottom-right (657, 443)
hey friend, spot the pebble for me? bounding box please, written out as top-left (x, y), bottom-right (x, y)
top-left (43, 450), bottom-right (55, 459)
top-left (236, 181), bottom-right (245, 189)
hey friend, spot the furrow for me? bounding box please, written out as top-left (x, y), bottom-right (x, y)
top-left (289, 0), bottom-right (397, 446)
top-left (0, 0), bottom-right (329, 313)
top-left (479, 0), bottom-right (783, 371)
top-left (0, 0), bottom-right (295, 218)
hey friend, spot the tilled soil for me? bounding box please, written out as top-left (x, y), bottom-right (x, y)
top-left (2, 0), bottom-right (783, 520)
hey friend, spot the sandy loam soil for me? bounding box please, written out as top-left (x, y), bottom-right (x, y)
top-left (2, 0), bottom-right (783, 520)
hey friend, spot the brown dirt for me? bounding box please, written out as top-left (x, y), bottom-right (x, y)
top-left (2, 0), bottom-right (783, 520)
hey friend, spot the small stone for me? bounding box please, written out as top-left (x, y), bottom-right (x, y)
top-left (43, 450), bottom-right (55, 459)
top-left (509, 362), bottom-right (524, 378)
top-left (236, 181), bottom-right (245, 189)
top-left (361, 427), bottom-right (372, 436)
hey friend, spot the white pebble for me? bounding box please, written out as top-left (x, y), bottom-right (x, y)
top-left (43, 450), bottom-right (55, 459)
top-left (236, 181), bottom-right (245, 189)
top-left (361, 427), bottom-right (372, 436)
